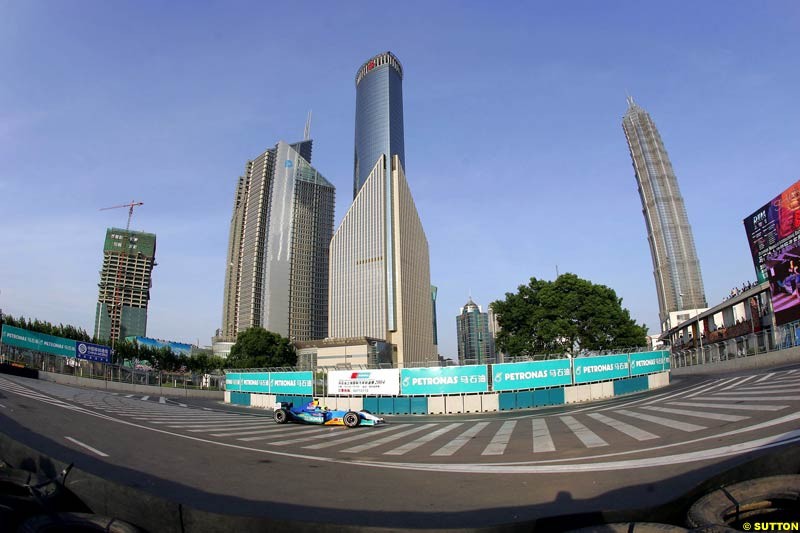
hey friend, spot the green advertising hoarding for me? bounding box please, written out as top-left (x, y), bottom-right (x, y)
top-left (629, 350), bottom-right (670, 375)
top-left (573, 354), bottom-right (630, 384)
top-left (492, 359), bottom-right (572, 391)
top-left (1, 325), bottom-right (76, 357)
top-left (224, 371), bottom-right (313, 395)
top-left (400, 366), bottom-right (489, 395)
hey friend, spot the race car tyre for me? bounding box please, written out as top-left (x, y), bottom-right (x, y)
top-left (17, 512), bottom-right (145, 533)
top-left (343, 411), bottom-right (360, 428)
top-left (273, 408), bottom-right (289, 424)
top-left (687, 475), bottom-right (800, 528)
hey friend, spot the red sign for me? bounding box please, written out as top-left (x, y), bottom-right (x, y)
top-left (367, 60), bottom-right (375, 71)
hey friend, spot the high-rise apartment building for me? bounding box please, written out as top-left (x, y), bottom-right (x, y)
top-left (328, 52), bottom-right (436, 367)
top-left (217, 138), bottom-right (335, 347)
top-left (456, 298), bottom-right (495, 365)
top-left (622, 97), bottom-right (707, 330)
top-left (94, 228), bottom-right (156, 343)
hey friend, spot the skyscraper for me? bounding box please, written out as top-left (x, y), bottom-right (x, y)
top-left (622, 97), bottom-right (707, 330)
top-left (94, 228), bottom-right (156, 343)
top-left (328, 52), bottom-right (436, 367)
top-left (456, 298), bottom-right (495, 365)
top-left (353, 51), bottom-right (404, 199)
top-left (217, 138), bottom-right (335, 347)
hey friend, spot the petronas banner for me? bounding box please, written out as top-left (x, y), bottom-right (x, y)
top-left (1, 324), bottom-right (76, 357)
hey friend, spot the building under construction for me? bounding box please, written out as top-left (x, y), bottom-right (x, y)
top-left (93, 228), bottom-right (157, 343)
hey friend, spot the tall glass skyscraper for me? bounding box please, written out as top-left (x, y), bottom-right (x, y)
top-left (622, 97), bottom-right (707, 330)
top-left (217, 138), bottom-right (335, 346)
top-left (353, 51), bottom-right (405, 199)
top-left (328, 51), bottom-right (436, 367)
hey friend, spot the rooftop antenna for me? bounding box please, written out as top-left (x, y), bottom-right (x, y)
top-left (625, 90), bottom-right (635, 108)
top-left (304, 110), bottom-right (312, 141)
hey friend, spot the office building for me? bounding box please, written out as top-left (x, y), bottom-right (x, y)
top-left (94, 228), bottom-right (156, 343)
top-left (327, 51), bottom-right (436, 368)
top-left (622, 97), bottom-right (707, 331)
top-left (456, 298), bottom-right (495, 365)
top-left (216, 138), bottom-right (335, 347)
top-left (353, 51), bottom-right (405, 199)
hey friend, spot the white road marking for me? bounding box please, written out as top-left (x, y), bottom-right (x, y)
top-left (65, 436), bottom-right (109, 457)
top-left (140, 396), bottom-right (150, 401)
top-left (211, 428), bottom-right (288, 437)
top-left (431, 422), bottom-right (490, 456)
top-left (168, 421), bottom-right (269, 429)
top-left (342, 424), bottom-right (437, 453)
top-left (587, 412), bottom-right (658, 441)
top-left (186, 424), bottom-right (272, 433)
top-left (738, 382), bottom-right (795, 391)
top-left (159, 397), bottom-right (166, 404)
top-left (683, 377), bottom-right (740, 399)
top-left (616, 409), bottom-right (706, 432)
top-left (719, 375), bottom-right (758, 390)
top-left (560, 416), bottom-right (608, 448)
top-left (235, 426), bottom-right (318, 442)
top-left (641, 405), bottom-right (747, 422)
top-left (0, 403), bottom-right (6, 409)
top-left (710, 390), bottom-right (800, 396)
top-left (384, 423), bottom-right (463, 456)
top-left (179, 403), bottom-right (188, 408)
top-left (125, 395), bottom-right (134, 398)
top-left (531, 419), bottom-right (555, 452)
top-left (482, 421), bottom-right (518, 455)
top-left (304, 425), bottom-right (410, 450)
top-left (667, 401), bottom-right (787, 411)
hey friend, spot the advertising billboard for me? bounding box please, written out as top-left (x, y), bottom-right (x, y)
top-left (75, 341), bottom-right (111, 363)
top-left (224, 372), bottom-right (312, 395)
top-left (573, 354), bottom-right (630, 384)
top-left (400, 366), bottom-right (489, 395)
top-left (1, 325), bottom-right (76, 357)
top-left (629, 351), bottom-right (670, 376)
top-left (492, 359), bottom-right (572, 391)
top-left (327, 369), bottom-right (400, 396)
top-left (744, 180), bottom-right (800, 325)
top-left (128, 336), bottom-right (193, 356)
top-left (744, 180), bottom-right (800, 283)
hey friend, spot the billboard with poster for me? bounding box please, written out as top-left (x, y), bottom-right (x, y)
top-left (744, 180), bottom-right (800, 326)
top-left (743, 180), bottom-right (800, 283)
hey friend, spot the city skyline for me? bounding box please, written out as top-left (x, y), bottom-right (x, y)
top-left (1, 2), bottom-right (797, 360)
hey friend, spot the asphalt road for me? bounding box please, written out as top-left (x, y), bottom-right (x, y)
top-left (1, 367), bottom-right (799, 529)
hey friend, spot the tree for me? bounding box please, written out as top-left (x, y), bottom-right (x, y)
top-left (491, 273), bottom-right (648, 357)
top-left (226, 327), bottom-right (297, 369)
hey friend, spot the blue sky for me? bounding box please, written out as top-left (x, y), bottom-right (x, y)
top-left (1, 1), bottom-right (798, 359)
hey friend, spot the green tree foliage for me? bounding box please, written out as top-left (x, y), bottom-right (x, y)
top-left (226, 327), bottom-right (297, 369)
top-left (491, 273), bottom-right (648, 357)
top-left (1, 314), bottom-right (91, 342)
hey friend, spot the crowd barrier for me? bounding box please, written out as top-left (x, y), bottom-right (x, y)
top-left (224, 351), bottom-right (671, 415)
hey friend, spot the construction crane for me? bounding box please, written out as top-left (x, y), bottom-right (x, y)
top-left (99, 201), bottom-right (144, 348)
top-left (100, 201), bottom-right (144, 232)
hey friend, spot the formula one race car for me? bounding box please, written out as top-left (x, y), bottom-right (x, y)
top-left (273, 400), bottom-right (385, 428)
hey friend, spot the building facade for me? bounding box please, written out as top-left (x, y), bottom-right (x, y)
top-left (94, 228), bottom-right (156, 343)
top-left (329, 155), bottom-right (436, 367)
top-left (622, 97), bottom-right (707, 331)
top-left (456, 298), bottom-right (495, 365)
top-left (217, 139), bottom-right (335, 346)
top-left (353, 51), bottom-right (405, 199)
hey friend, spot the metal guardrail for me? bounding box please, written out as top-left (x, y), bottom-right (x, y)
top-left (668, 325), bottom-right (800, 369)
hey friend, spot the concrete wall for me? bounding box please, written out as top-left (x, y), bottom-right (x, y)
top-left (672, 346), bottom-right (800, 376)
top-left (38, 371), bottom-right (224, 400)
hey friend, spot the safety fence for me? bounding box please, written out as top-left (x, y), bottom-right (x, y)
top-left (0, 345), bottom-right (225, 390)
top-left (224, 350), bottom-right (670, 415)
top-left (669, 324), bottom-right (800, 369)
